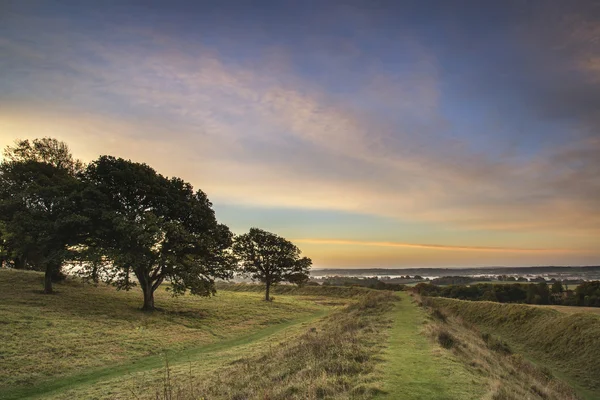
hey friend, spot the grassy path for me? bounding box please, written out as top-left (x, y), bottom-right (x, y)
top-left (376, 293), bottom-right (485, 400)
top-left (1, 309), bottom-right (329, 400)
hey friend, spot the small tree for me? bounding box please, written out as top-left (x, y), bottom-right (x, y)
top-left (233, 228), bottom-right (312, 301)
top-left (83, 156), bottom-right (236, 311)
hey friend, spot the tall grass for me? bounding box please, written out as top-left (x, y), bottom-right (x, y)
top-left (139, 290), bottom-right (399, 399)
top-left (422, 296), bottom-right (600, 398)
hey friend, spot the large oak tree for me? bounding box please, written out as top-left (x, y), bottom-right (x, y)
top-left (83, 156), bottom-right (236, 310)
top-left (233, 228), bottom-right (312, 301)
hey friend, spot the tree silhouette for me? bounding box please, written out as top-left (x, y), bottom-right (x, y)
top-left (233, 228), bottom-right (312, 301)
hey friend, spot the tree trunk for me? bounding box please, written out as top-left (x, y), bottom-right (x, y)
top-left (265, 281), bottom-right (271, 301)
top-left (141, 283), bottom-right (155, 311)
top-left (44, 267), bottom-right (53, 294)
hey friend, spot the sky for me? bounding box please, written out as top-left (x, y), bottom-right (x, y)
top-left (1, 0), bottom-right (599, 268)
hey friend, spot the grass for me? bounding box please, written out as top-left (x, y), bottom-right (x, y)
top-left (375, 292), bottom-right (486, 400)
top-left (3, 268), bottom-right (592, 399)
top-left (216, 281), bottom-right (381, 298)
top-left (532, 304), bottom-right (600, 315)
top-left (170, 290), bottom-right (399, 400)
top-left (0, 269), bottom-right (329, 394)
top-left (41, 288), bottom-right (399, 399)
top-left (424, 296), bottom-right (600, 399)
top-left (419, 295), bottom-right (578, 400)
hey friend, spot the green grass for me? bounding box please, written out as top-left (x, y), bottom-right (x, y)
top-left (178, 290), bottom-right (399, 400)
top-left (0, 269), bottom-right (329, 394)
top-left (425, 297), bottom-right (600, 399)
top-left (3, 310), bottom-right (328, 400)
top-left (4, 268), bottom-right (591, 399)
top-left (38, 287), bottom-right (398, 400)
top-left (375, 293), bottom-right (486, 400)
top-left (216, 281), bottom-right (381, 298)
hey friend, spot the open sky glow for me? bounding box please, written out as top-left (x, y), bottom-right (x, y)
top-left (1, 0), bottom-right (599, 268)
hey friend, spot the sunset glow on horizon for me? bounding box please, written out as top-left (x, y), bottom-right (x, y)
top-left (1, 1), bottom-right (599, 268)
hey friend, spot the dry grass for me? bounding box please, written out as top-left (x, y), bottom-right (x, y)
top-left (422, 296), bottom-right (600, 399)
top-left (0, 269), bottom-right (326, 391)
top-left (419, 295), bottom-right (581, 400)
top-left (132, 290), bottom-right (399, 400)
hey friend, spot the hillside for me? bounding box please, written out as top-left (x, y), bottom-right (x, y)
top-left (423, 296), bottom-right (600, 400)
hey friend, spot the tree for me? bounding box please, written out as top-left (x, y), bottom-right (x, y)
top-left (3, 138), bottom-right (84, 174)
top-left (537, 282), bottom-right (550, 304)
top-left (83, 156), bottom-right (236, 311)
top-left (0, 139), bottom-right (84, 293)
top-left (232, 228), bottom-right (312, 301)
top-left (551, 281), bottom-right (564, 294)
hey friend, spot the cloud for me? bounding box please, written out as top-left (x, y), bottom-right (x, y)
top-left (292, 238), bottom-right (582, 253)
top-left (1, 2), bottom-right (599, 248)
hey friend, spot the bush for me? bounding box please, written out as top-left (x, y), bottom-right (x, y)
top-left (438, 330), bottom-right (455, 349)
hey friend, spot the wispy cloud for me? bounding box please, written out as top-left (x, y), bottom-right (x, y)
top-left (292, 238), bottom-right (582, 254)
top-left (1, 1), bottom-right (599, 262)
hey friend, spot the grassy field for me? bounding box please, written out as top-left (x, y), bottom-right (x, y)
top-left (0, 269), bottom-right (400, 399)
top-left (0, 269), bottom-right (332, 396)
top-left (2, 268), bottom-right (594, 399)
top-left (424, 296), bottom-right (600, 400)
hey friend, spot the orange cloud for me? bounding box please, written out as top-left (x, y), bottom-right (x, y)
top-left (292, 238), bottom-right (582, 254)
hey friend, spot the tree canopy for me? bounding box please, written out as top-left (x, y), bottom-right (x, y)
top-left (233, 228), bottom-right (312, 301)
top-left (0, 139), bottom-right (84, 293)
top-left (82, 156), bottom-right (236, 310)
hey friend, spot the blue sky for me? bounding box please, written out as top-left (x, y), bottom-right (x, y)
top-left (1, 0), bottom-right (599, 267)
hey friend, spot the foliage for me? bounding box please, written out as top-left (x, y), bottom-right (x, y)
top-left (430, 276), bottom-right (485, 285)
top-left (233, 228), bottom-right (312, 301)
top-left (320, 276), bottom-right (405, 291)
top-left (0, 139), bottom-right (85, 293)
top-left (3, 138), bottom-right (84, 175)
top-left (413, 281), bottom-right (600, 307)
top-left (82, 156), bottom-right (236, 310)
top-left (576, 281), bottom-right (600, 307)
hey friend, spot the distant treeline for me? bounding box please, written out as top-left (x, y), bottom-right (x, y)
top-left (414, 281), bottom-right (600, 307)
top-left (320, 276), bottom-right (405, 291)
top-left (429, 276), bottom-right (489, 285)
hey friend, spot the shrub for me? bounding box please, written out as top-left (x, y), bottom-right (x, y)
top-left (438, 330), bottom-right (455, 349)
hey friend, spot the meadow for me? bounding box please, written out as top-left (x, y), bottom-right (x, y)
top-left (1, 270), bottom-right (398, 399)
top-left (3, 269), bottom-right (599, 399)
